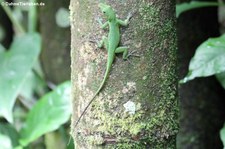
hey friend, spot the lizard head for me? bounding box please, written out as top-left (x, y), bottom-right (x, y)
top-left (98, 3), bottom-right (116, 21)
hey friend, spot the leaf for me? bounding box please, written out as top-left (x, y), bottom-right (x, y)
top-left (0, 44), bottom-right (5, 53)
top-left (19, 81), bottom-right (72, 147)
top-left (20, 70), bottom-right (46, 101)
top-left (0, 134), bottom-right (11, 149)
top-left (220, 124), bottom-right (225, 148)
top-left (20, 71), bottom-right (39, 101)
top-left (216, 71), bottom-right (225, 89)
top-left (0, 33), bottom-right (41, 123)
top-left (0, 124), bottom-right (19, 149)
top-left (180, 34), bottom-right (225, 83)
top-left (176, 1), bottom-right (221, 17)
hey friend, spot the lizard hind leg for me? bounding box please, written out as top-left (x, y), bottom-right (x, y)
top-left (115, 46), bottom-right (128, 60)
top-left (98, 36), bottom-right (108, 50)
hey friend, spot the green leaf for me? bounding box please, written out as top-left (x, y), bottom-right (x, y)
top-left (19, 81), bottom-right (72, 147)
top-left (220, 124), bottom-right (225, 148)
top-left (0, 134), bottom-right (11, 149)
top-left (20, 70), bottom-right (46, 101)
top-left (0, 44), bottom-right (5, 53)
top-left (216, 72), bottom-right (225, 89)
top-left (180, 34), bottom-right (225, 83)
top-left (0, 33), bottom-right (41, 123)
top-left (20, 71), bottom-right (38, 100)
top-left (0, 124), bottom-right (20, 149)
top-left (176, 1), bottom-right (221, 17)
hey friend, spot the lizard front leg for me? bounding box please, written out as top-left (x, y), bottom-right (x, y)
top-left (117, 12), bottom-right (132, 26)
top-left (97, 17), bottom-right (109, 29)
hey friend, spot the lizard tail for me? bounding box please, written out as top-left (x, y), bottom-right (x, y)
top-left (74, 58), bottom-right (113, 127)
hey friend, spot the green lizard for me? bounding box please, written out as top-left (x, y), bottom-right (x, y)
top-left (74, 3), bottom-right (132, 127)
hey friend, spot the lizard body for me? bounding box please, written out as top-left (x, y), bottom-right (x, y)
top-left (74, 3), bottom-right (131, 127)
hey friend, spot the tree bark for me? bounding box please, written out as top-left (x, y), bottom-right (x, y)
top-left (71, 0), bottom-right (178, 148)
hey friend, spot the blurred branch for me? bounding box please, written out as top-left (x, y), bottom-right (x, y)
top-left (0, 0), bottom-right (25, 33)
top-left (18, 95), bottom-right (35, 110)
top-left (28, 0), bottom-right (37, 32)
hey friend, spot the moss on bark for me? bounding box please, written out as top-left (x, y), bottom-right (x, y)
top-left (71, 0), bottom-right (178, 148)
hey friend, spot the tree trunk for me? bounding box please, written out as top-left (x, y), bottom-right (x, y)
top-left (177, 0), bottom-right (225, 148)
top-left (71, 0), bottom-right (178, 148)
top-left (219, 0), bottom-right (225, 33)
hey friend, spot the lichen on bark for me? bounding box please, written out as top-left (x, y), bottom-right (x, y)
top-left (70, 0), bottom-right (178, 148)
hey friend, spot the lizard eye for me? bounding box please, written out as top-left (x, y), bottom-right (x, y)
top-left (103, 11), bottom-right (106, 13)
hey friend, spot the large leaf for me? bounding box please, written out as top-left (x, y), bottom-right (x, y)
top-left (0, 134), bottom-right (11, 149)
top-left (216, 71), bottom-right (225, 89)
top-left (19, 81), bottom-right (72, 147)
top-left (20, 70), bottom-right (46, 101)
top-left (180, 34), bottom-right (225, 83)
top-left (176, 1), bottom-right (221, 17)
top-left (0, 124), bottom-right (19, 149)
top-left (0, 33), bottom-right (41, 123)
top-left (0, 44), bottom-right (5, 53)
top-left (220, 124), bottom-right (225, 148)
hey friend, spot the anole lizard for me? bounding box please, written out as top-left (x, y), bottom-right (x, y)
top-left (74, 3), bottom-right (132, 127)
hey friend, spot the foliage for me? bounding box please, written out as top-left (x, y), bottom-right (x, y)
top-left (216, 72), bottom-right (225, 89)
top-left (180, 34), bottom-right (225, 87)
top-left (0, 33), bottom-right (41, 123)
top-left (19, 81), bottom-right (71, 147)
top-left (0, 82), bottom-right (71, 148)
top-left (178, 2), bottom-right (225, 147)
top-left (176, 1), bottom-right (223, 17)
top-left (220, 124), bottom-right (225, 148)
top-left (0, 124), bottom-right (19, 149)
top-left (0, 1), bottom-right (73, 148)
